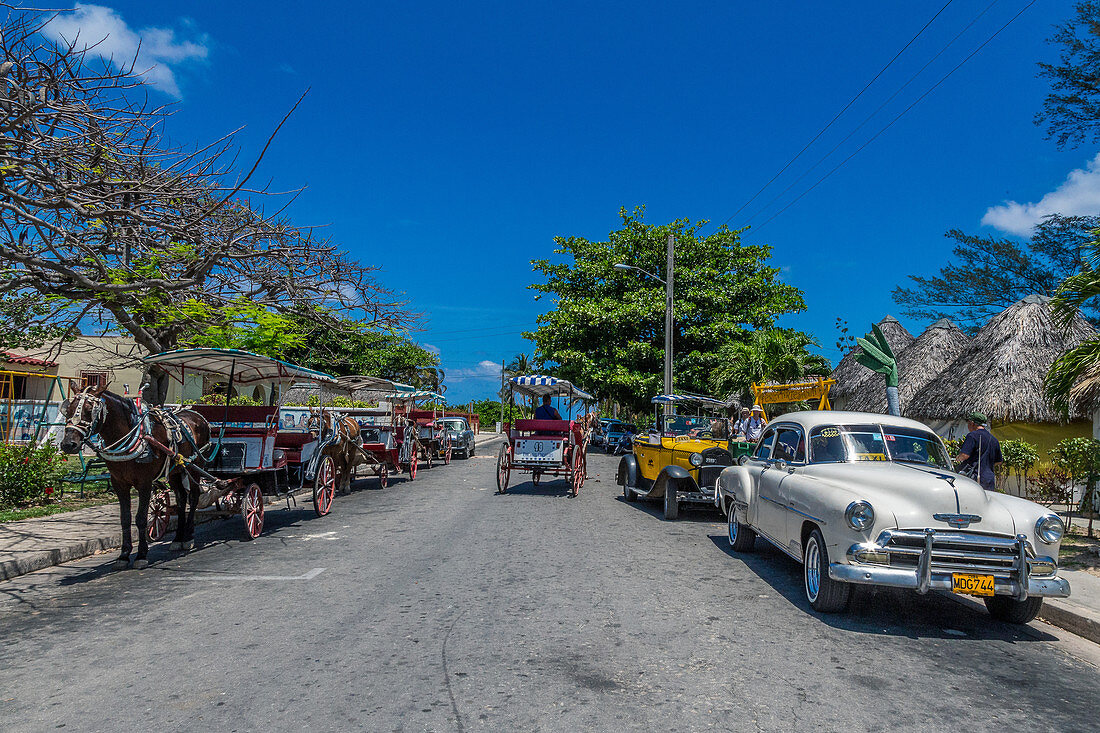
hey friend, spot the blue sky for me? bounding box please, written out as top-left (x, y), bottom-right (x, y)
top-left (43, 2), bottom-right (1099, 403)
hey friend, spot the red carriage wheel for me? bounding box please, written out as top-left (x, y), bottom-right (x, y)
top-left (426, 446), bottom-right (434, 469)
top-left (496, 443), bottom-right (510, 493)
top-left (314, 455), bottom-right (336, 517)
top-left (444, 441), bottom-right (452, 465)
top-left (241, 483), bottom-right (265, 540)
top-left (379, 463), bottom-right (389, 489)
top-left (408, 452), bottom-right (418, 480)
top-left (148, 487), bottom-right (171, 541)
top-left (571, 452), bottom-right (584, 497)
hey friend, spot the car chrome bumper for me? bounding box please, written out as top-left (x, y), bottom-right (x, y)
top-left (828, 562), bottom-right (1070, 598)
top-left (832, 529), bottom-right (1070, 599)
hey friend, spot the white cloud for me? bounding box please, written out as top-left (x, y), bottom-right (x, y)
top-left (982, 153), bottom-right (1100, 236)
top-left (423, 343), bottom-right (440, 355)
top-left (448, 360), bottom-right (501, 381)
top-left (42, 4), bottom-right (208, 97)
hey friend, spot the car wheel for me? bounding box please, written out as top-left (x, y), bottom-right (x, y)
top-left (984, 596), bottom-right (1043, 624)
top-left (663, 480), bottom-right (679, 520)
top-left (727, 504), bottom-right (756, 552)
top-left (803, 528), bottom-right (850, 613)
top-left (623, 480), bottom-right (636, 502)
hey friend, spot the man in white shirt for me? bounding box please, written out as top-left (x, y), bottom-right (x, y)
top-left (743, 405), bottom-right (767, 442)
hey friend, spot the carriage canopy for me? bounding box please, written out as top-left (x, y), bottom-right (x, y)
top-left (509, 375), bottom-right (593, 401)
top-left (143, 348), bottom-right (337, 385)
top-left (650, 393), bottom-right (726, 408)
top-left (335, 375), bottom-right (416, 393)
top-left (390, 389), bottom-right (446, 403)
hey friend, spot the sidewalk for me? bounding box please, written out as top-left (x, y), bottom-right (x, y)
top-left (1041, 568), bottom-right (1100, 645)
top-left (0, 431), bottom-right (506, 581)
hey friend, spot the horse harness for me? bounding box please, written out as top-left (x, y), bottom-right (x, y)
top-left (66, 390), bottom-right (203, 482)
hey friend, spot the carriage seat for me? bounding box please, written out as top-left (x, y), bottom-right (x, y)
top-left (274, 432), bottom-right (313, 464)
top-left (359, 425), bottom-right (395, 449)
top-left (512, 419), bottom-right (572, 439)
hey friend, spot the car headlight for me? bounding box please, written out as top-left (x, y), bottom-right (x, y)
top-left (845, 501), bottom-right (875, 531)
top-left (689, 452), bottom-right (703, 467)
top-left (1036, 514), bottom-right (1065, 544)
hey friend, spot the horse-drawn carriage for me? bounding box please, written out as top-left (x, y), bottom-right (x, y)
top-left (329, 375), bottom-right (422, 487)
top-left (140, 349), bottom-right (344, 541)
top-left (495, 375), bottom-right (593, 497)
top-left (393, 390), bottom-right (452, 469)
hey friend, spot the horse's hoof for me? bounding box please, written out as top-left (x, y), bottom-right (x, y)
top-left (113, 559), bottom-right (130, 569)
top-left (181, 540), bottom-right (194, 552)
top-left (169, 541), bottom-right (183, 551)
top-left (132, 559), bottom-right (149, 570)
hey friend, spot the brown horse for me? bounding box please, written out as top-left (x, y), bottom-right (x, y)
top-left (58, 385), bottom-right (211, 569)
top-left (315, 410), bottom-right (365, 494)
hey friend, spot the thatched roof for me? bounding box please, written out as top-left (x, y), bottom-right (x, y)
top-left (830, 316), bottom-right (916, 398)
top-left (908, 295), bottom-right (1097, 423)
top-left (845, 318), bottom-right (969, 414)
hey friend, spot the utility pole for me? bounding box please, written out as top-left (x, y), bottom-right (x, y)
top-left (499, 359), bottom-right (505, 432)
top-left (664, 231), bottom-right (674, 413)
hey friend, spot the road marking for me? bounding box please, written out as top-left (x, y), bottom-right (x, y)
top-left (162, 567), bottom-right (326, 581)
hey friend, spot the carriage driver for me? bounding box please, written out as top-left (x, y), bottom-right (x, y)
top-left (533, 394), bottom-right (562, 421)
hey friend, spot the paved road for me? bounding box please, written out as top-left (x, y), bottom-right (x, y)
top-left (2, 445), bottom-right (1099, 732)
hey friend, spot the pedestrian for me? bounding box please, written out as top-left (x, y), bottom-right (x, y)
top-left (733, 407), bottom-right (751, 439)
top-left (743, 405), bottom-right (767, 443)
top-left (955, 412), bottom-right (1003, 492)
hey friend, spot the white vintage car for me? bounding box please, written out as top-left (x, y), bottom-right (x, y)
top-left (717, 411), bottom-right (1070, 623)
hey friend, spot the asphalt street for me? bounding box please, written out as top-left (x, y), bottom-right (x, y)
top-left (2, 443), bottom-right (1099, 732)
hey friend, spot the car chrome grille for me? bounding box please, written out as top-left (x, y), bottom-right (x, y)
top-left (880, 529), bottom-right (1033, 578)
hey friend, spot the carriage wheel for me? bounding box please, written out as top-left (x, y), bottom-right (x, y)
top-left (426, 447), bottom-right (434, 469)
top-left (571, 453), bottom-right (584, 497)
top-left (241, 483), bottom-right (265, 540)
top-left (379, 463), bottom-right (389, 489)
top-left (148, 487), bottom-right (171, 541)
top-left (444, 441), bottom-right (452, 465)
top-left (496, 443), bottom-right (510, 493)
top-left (408, 452), bottom-right (418, 480)
top-left (313, 455), bottom-right (336, 517)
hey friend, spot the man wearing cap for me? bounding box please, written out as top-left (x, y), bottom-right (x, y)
top-left (742, 405), bottom-right (767, 443)
top-left (732, 407), bottom-right (751, 439)
top-left (955, 412), bottom-right (1003, 492)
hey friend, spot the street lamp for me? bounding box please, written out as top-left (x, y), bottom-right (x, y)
top-left (613, 233), bottom-right (675, 407)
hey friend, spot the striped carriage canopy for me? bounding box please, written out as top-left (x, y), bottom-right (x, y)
top-left (143, 348), bottom-right (337, 384)
top-left (651, 393), bottom-right (726, 408)
top-left (390, 389), bottom-right (446, 403)
top-left (509, 375), bottom-right (594, 401)
top-left (336, 375), bottom-right (416, 393)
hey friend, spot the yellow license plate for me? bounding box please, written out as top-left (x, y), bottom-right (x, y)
top-left (952, 573), bottom-right (995, 597)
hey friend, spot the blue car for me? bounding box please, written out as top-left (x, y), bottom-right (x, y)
top-left (605, 423), bottom-right (639, 454)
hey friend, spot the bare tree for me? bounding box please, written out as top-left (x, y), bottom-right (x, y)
top-left (0, 9), bottom-right (412, 399)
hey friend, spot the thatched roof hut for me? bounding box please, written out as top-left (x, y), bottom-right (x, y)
top-left (845, 318), bottom-right (969, 415)
top-left (908, 295), bottom-right (1097, 423)
top-left (830, 315), bottom-right (915, 401)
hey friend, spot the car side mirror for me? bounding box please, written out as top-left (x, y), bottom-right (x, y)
top-left (774, 459), bottom-right (787, 472)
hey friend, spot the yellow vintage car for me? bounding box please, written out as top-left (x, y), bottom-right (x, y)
top-left (616, 394), bottom-right (752, 519)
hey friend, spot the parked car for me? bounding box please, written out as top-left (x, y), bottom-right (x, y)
top-left (592, 419), bottom-right (619, 449)
top-left (617, 394), bottom-right (752, 519)
top-left (717, 411), bottom-right (1070, 623)
top-left (605, 423), bottom-right (638, 454)
top-left (436, 417), bottom-right (476, 458)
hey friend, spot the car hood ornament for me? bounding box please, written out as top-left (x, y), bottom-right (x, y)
top-left (933, 513), bottom-right (982, 529)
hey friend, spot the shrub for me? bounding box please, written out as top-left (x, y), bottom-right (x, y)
top-left (1000, 439), bottom-right (1040, 494)
top-left (0, 443), bottom-right (66, 509)
top-left (943, 437), bottom-right (963, 458)
top-left (190, 393), bottom-right (265, 406)
top-left (1027, 465), bottom-right (1076, 523)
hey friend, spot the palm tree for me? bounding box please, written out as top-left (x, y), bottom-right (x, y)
top-left (503, 353), bottom-right (543, 411)
top-left (709, 330), bottom-right (831, 405)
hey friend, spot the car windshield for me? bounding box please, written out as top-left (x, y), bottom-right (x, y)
top-left (661, 415), bottom-right (715, 436)
top-left (808, 423), bottom-right (951, 469)
top-left (610, 424), bottom-right (637, 434)
top-left (439, 420), bottom-right (466, 431)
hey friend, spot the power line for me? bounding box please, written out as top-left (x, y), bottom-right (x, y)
top-left (752, 0), bottom-right (1037, 233)
top-left (710, 0), bottom-right (956, 233)
top-left (744, 0), bottom-right (1000, 227)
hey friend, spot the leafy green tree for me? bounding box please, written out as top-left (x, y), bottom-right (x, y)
top-left (0, 294), bottom-right (74, 351)
top-left (708, 329), bottom-right (830, 404)
top-left (280, 321), bottom-right (439, 380)
top-left (892, 215), bottom-right (1100, 330)
top-left (526, 207), bottom-right (809, 414)
top-left (1000, 439), bottom-right (1041, 495)
top-left (1036, 2), bottom-right (1100, 149)
top-left (1050, 436), bottom-right (1100, 537)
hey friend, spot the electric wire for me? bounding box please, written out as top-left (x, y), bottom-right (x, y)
top-left (752, 0), bottom-right (1037, 233)
top-left (743, 0), bottom-right (1000, 227)
top-left (709, 0), bottom-right (956, 234)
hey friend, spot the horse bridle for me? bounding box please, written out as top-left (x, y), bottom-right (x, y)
top-left (63, 389), bottom-right (107, 442)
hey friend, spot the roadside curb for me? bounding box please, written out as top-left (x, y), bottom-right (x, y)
top-left (1040, 599), bottom-right (1100, 646)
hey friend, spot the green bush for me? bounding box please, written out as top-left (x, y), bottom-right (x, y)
top-left (190, 393), bottom-right (265, 406)
top-left (943, 437), bottom-right (963, 458)
top-left (1000, 439), bottom-right (1041, 494)
top-left (0, 444), bottom-right (66, 509)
